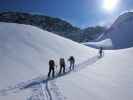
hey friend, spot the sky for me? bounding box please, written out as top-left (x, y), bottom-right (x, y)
top-left (0, 0), bottom-right (133, 28)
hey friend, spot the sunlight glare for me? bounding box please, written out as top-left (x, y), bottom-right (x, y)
top-left (103, 0), bottom-right (119, 11)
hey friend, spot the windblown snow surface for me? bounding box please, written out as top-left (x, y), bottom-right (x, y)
top-left (84, 12), bottom-right (133, 49)
top-left (0, 22), bottom-right (133, 100)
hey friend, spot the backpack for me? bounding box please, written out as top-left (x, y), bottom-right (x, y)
top-left (60, 58), bottom-right (65, 65)
top-left (49, 60), bottom-right (55, 68)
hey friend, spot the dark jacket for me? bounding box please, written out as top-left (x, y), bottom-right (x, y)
top-left (49, 60), bottom-right (55, 69)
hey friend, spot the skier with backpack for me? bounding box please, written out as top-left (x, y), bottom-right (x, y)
top-left (59, 58), bottom-right (66, 74)
top-left (68, 56), bottom-right (75, 70)
top-left (48, 59), bottom-right (55, 78)
top-left (99, 47), bottom-right (103, 57)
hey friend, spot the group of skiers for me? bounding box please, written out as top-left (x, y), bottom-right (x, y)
top-left (48, 56), bottom-right (75, 78)
top-left (48, 47), bottom-right (104, 78)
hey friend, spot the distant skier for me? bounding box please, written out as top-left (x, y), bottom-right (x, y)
top-left (68, 56), bottom-right (75, 70)
top-left (59, 58), bottom-right (66, 74)
top-left (48, 59), bottom-right (55, 78)
top-left (99, 47), bottom-right (103, 57)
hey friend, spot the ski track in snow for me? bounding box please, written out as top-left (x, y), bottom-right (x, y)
top-left (0, 55), bottom-right (101, 100)
top-left (49, 80), bottom-right (67, 100)
top-left (45, 81), bottom-right (52, 100)
top-left (27, 84), bottom-right (46, 100)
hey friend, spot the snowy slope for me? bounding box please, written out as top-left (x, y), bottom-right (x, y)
top-left (56, 47), bottom-right (133, 100)
top-left (0, 22), bottom-right (94, 100)
top-left (85, 12), bottom-right (133, 49)
top-left (0, 22), bottom-right (133, 100)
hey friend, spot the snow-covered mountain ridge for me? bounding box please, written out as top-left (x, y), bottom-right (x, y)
top-left (85, 12), bottom-right (133, 49)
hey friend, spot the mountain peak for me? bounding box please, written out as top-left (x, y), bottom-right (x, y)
top-left (102, 11), bottom-right (133, 49)
top-left (112, 11), bottom-right (133, 28)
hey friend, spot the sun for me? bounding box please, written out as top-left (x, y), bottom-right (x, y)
top-left (102, 0), bottom-right (119, 11)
